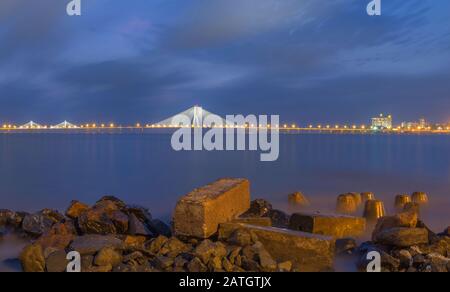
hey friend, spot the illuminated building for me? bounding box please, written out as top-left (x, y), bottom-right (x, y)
top-left (371, 114), bottom-right (392, 130)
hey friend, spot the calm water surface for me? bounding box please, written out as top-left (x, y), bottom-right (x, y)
top-left (0, 133), bottom-right (449, 228)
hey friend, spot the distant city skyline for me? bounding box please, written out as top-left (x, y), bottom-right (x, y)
top-left (1, 1), bottom-right (450, 124)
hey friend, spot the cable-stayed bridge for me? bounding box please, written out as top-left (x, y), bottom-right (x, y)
top-left (155, 106), bottom-right (226, 128)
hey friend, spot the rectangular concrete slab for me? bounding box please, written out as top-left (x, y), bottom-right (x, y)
top-left (173, 178), bottom-right (250, 238)
top-left (219, 223), bottom-right (335, 272)
top-left (289, 212), bottom-right (366, 239)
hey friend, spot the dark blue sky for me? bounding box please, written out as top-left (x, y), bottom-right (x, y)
top-left (0, 0), bottom-right (449, 125)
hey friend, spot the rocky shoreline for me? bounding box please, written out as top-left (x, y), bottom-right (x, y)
top-left (0, 178), bottom-right (449, 272)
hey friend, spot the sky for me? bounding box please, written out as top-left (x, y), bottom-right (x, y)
top-left (0, 0), bottom-right (449, 125)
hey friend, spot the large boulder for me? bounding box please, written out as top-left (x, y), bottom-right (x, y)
top-left (77, 199), bottom-right (129, 235)
top-left (65, 201), bottom-right (89, 219)
top-left (374, 228), bottom-right (429, 248)
top-left (173, 178), bottom-right (250, 238)
top-left (128, 213), bottom-right (153, 237)
top-left (22, 209), bottom-right (64, 236)
top-left (219, 223), bottom-right (335, 272)
top-left (96, 196), bottom-right (127, 209)
top-left (125, 205), bottom-right (152, 224)
top-left (20, 244), bottom-right (46, 272)
top-left (372, 211), bottom-right (418, 241)
top-left (35, 221), bottom-right (77, 252)
top-left (289, 212), bottom-right (366, 239)
top-left (69, 235), bottom-right (124, 255)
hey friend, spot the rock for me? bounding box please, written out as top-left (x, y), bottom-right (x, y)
top-left (228, 246), bottom-right (242, 265)
top-left (22, 210), bottom-right (63, 236)
top-left (289, 212), bottom-right (366, 239)
top-left (173, 178), bottom-right (250, 238)
top-left (374, 228), bottom-right (429, 248)
top-left (335, 238), bottom-right (358, 255)
top-left (413, 254), bottom-right (426, 268)
top-left (254, 242), bottom-right (277, 271)
top-left (426, 253), bottom-right (449, 272)
top-left (241, 199), bottom-right (273, 217)
top-left (35, 222), bottom-right (76, 252)
top-left (81, 255), bottom-right (94, 271)
top-left (241, 257), bottom-right (260, 271)
top-left (372, 211), bottom-right (418, 240)
top-left (154, 256), bottom-right (174, 270)
top-left (123, 235), bottom-right (146, 250)
top-left (174, 255), bottom-right (189, 268)
top-left (77, 207), bottom-right (117, 235)
top-left (194, 240), bottom-right (227, 264)
top-left (416, 220), bottom-right (440, 244)
top-left (94, 247), bottom-right (123, 267)
top-left (70, 235), bottom-right (124, 255)
top-left (20, 244), bottom-right (45, 272)
top-left (394, 250), bottom-right (413, 269)
top-left (408, 246), bottom-right (423, 257)
top-left (208, 256), bottom-right (223, 271)
top-left (278, 261), bottom-right (292, 272)
top-left (109, 211), bottom-right (129, 234)
top-left (228, 229), bottom-right (254, 247)
top-left (78, 201), bottom-right (130, 235)
top-left (232, 217), bottom-right (272, 227)
top-left (158, 237), bottom-right (191, 258)
top-left (147, 219), bottom-right (172, 237)
top-left (187, 257), bottom-right (208, 272)
top-left (128, 213), bottom-right (152, 237)
top-left (125, 205), bottom-right (152, 222)
top-left (265, 209), bottom-right (290, 228)
top-left (222, 258), bottom-right (234, 272)
top-left (336, 194), bottom-right (358, 215)
top-left (45, 250), bottom-right (68, 272)
top-left (288, 192), bottom-right (310, 207)
top-left (219, 223), bottom-right (335, 272)
top-left (241, 245), bottom-right (258, 261)
top-left (146, 235), bottom-right (169, 254)
top-left (65, 201), bottom-right (89, 219)
top-left (123, 251), bottom-right (146, 264)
